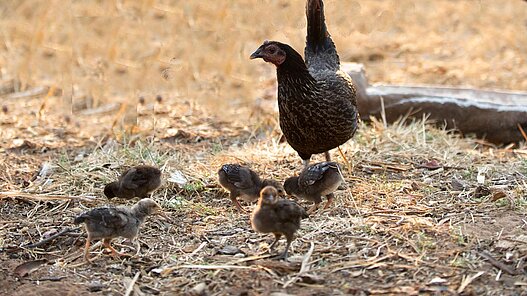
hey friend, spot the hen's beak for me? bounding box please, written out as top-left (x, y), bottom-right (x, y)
top-left (250, 47), bottom-right (263, 59)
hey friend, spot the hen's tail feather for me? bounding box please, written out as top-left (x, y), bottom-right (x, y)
top-left (306, 0), bottom-right (329, 51)
top-left (305, 0), bottom-right (340, 70)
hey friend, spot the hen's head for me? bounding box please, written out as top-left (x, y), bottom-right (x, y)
top-left (259, 186), bottom-right (279, 205)
top-left (250, 40), bottom-right (288, 66)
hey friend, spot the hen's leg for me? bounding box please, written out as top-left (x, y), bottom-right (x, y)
top-left (324, 151), bottom-right (331, 161)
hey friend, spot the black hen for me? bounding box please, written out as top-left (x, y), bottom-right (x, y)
top-left (218, 164), bottom-right (284, 212)
top-left (250, 0), bottom-right (358, 166)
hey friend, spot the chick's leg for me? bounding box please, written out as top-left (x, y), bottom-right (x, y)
top-left (84, 234), bottom-right (92, 263)
top-left (323, 193), bottom-right (335, 210)
top-left (230, 192), bottom-right (246, 213)
top-left (275, 234), bottom-right (293, 260)
top-left (103, 238), bottom-right (128, 258)
top-left (269, 233), bottom-right (282, 251)
top-left (307, 201), bottom-right (320, 214)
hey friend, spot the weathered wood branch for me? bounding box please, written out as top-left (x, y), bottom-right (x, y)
top-left (344, 63), bottom-right (527, 144)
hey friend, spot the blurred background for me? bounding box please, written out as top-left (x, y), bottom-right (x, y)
top-left (0, 0), bottom-right (526, 135)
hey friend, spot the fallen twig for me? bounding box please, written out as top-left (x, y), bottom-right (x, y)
top-left (24, 227), bottom-right (80, 249)
top-left (478, 251), bottom-right (520, 275)
top-left (283, 241), bottom-right (315, 288)
top-left (458, 271), bottom-right (485, 294)
top-left (0, 191), bottom-right (97, 202)
top-left (124, 272), bottom-right (141, 296)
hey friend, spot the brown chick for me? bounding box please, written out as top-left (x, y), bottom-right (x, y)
top-left (284, 161), bottom-right (342, 214)
top-left (74, 198), bottom-right (168, 263)
top-left (104, 165), bottom-right (161, 199)
top-left (218, 164), bottom-right (284, 212)
top-left (251, 186), bottom-right (308, 260)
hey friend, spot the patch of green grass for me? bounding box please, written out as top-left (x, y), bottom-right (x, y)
top-left (191, 202), bottom-right (220, 216)
top-left (164, 196), bottom-right (189, 211)
top-left (450, 255), bottom-right (470, 268)
top-left (450, 227), bottom-right (467, 246)
top-left (183, 180), bottom-right (205, 193)
top-left (415, 231), bottom-right (435, 251)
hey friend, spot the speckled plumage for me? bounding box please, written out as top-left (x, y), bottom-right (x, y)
top-left (284, 161), bottom-right (343, 213)
top-left (251, 186), bottom-right (308, 259)
top-left (74, 198), bottom-right (166, 262)
top-left (218, 164), bottom-right (284, 212)
top-left (251, 0), bottom-right (358, 163)
top-left (104, 165), bottom-right (162, 199)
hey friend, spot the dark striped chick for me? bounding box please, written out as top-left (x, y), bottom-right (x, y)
top-left (218, 164), bottom-right (284, 212)
top-left (74, 198), bottom-right (168, 263)
top-left (284, 161), bottom-right (342, 214)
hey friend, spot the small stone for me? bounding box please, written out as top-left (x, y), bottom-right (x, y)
top-left (300, 274), bottom-right (324, 284)
top-left (189, 282), bottom-right (207, 296)
top-left (473, 185), bottom-right (491, 198)
top-left (217, 245), bottom-right (241, 255)
top-left (450, 177), bottom-right (466, 191)
top-left (87, 281), bottom-right (105, 292)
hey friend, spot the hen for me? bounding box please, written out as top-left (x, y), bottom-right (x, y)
top-left (218, 164), bottom-right (284, 212)
top-left (284, 161), bottom-right (342, 213)
top-left (104, 165), bottom-right (162, 199)
top-left (251, 186), bottom-right (308, 259)
top-left (74, 198), bottom-right (168, 263)
top-left (250, 0), bottom-right (358, 166)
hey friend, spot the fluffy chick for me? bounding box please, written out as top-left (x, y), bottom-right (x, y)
top-left (284, 161), bottom-right (342, 214)
top-left (74, 198), bottom-right (168, 263)
top-left (251, 186), bottom-right (308, 259)
top-left (104, 165), bottom-right (161, 199)
top-left (218, 164), bottom-right (284, 212)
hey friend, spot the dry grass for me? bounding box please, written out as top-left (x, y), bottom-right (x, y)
top-left (1, 0), bottom-right (527, 295)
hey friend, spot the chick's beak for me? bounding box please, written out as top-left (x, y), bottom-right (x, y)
top-left (157, 210), bottom-right (171, 221)
top-left (250, 47), bottom-right (263, 59)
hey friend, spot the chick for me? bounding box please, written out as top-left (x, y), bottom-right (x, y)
top-left (74, 198), bottom-right (168, 263)
top-left (251, 186), bottom-right (308, 259)
top-left (218, 164), bottom-right (284, 212)
top-left (104, 165), bottom-right (161, 199)
top-left (284, 161), bottom-right (343, 214)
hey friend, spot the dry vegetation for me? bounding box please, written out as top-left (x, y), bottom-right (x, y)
top-left (1, 0), bottom-right (527, 295)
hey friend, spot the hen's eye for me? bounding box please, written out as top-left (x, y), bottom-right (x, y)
top-left (268, 47), bottom-right (276, 54)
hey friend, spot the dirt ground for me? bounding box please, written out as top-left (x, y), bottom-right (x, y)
top-left (1, 0), bottom-right (527, 295)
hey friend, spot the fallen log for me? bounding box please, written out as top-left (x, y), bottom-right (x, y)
top-left (343, 63), bottom-right (527, 144)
